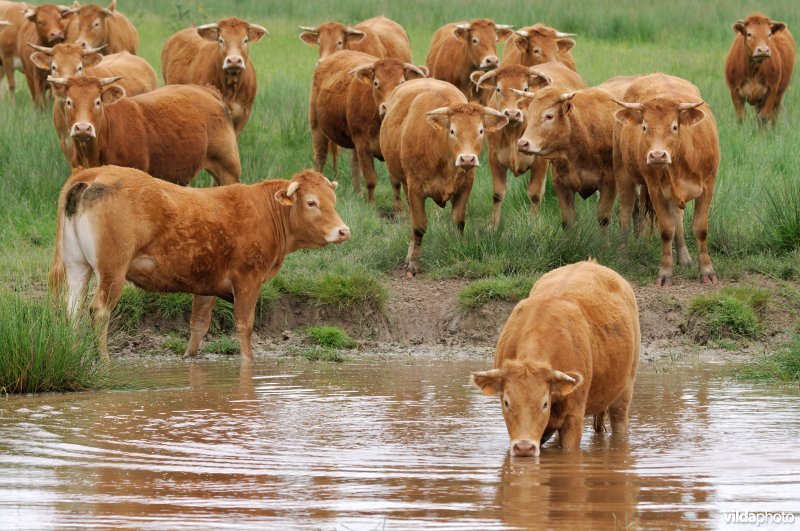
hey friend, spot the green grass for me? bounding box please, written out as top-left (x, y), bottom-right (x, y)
top-left (203, 336), bottom-right (240, 355)
top-left (458, 275), bottom-right (536, 311)
top-left (688, 286), bottom-right (771, 343)
top-left (734, 336), bottom-right (800, 381)
top-left (283, 346), bottom-right (352, 363)
top-left (161, 335), bottom-right (187, 355)
top-left (306, 326), bottom-right (357, 349)
top-left (1, 0), bottom-right (800, 350)
top-left (0, 293), bottom-right (108, 394)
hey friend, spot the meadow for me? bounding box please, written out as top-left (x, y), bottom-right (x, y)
top-left (0, 0), bottom-right (799, 382)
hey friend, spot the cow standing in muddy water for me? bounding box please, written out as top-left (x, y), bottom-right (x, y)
top-left (50, 166), bottom-right (350, 362)
top-left (380, 78), bottom-right (508, 276)
top-left (161, 17), bottom-right (268, 136)
top-left (67, 1), bottom-right (138, 55)
top-left (299, 16), bottom-right (411, 62)
top-left (724, 13), bottom-right (795, 126)
top-left (500, 23), bottom-right (578, 71)
top-left (309, 50), bottom-right (427, 201)
top-left (426, 19), bottom-right (513, 101)
top-left (472, 62), bottom-right (585, 226)
top-left (613, 73), bottom-right (720, 287)
top-left (472, 260), bottom-right (640, 457)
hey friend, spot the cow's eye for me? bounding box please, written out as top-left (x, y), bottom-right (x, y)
top-left (51, 65), bottom-right (57, 72)
top-left (643, 123), bottom-right (648, 131)
top-left (243, 37), bottom-right (249, 44)
top-left (672, 122), bottom-right (678, 132)
top-left (479, 128), bottom-right (484, 135)
top-left (747, 32), bottom-right (753, 37)
top-left (66, 98), bottom-right (72, 108)
top-left (472, 38), bottom-right (479, 45)
top-left (503, 398), bottom-right (510, 409)
top-left (450, 128), bottom-right (455, 136)
top-left (545, 113), bottom-right (554, 121)
top-left (93, 19), bottom-right (100, 28)
top-left (77, 65), bottom-right (83, 73)
top-left (374, 80), bottom-right (379, 88)
top-left (534, 48), bottom-right (542, 55)
top-left (542, 400), bottom-right (548, 409)
top-left (496, 86), bottom-right (501, 93)
top-left (218, 37), bottom-right (224, 45)
top-left (307, 200), bottom-right (318, 208)
top-left (337, 40), bottom-right (343, 47)
top-left (95, 98), bottom-right (101, 107)
top-left (523, 85), bottom-right (528, 91)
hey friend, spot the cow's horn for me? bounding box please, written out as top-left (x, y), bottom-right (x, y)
top-left (426, 107), bottom-right (452, 116)
top-left (298, 25), bottom-right (319, 33)
top-left (348, 63), bottom-right (374, 76)
top-left (286, 181), bottom-right (300, 197)
top-left (99, 76), bottom-right (122, 86)
top-left (555, 31), bottom-right (577, 38)
top-left (454, 23), bottom-right (472, 30)
top-left (551, 370), bottom-right (576, 384)
top-left (0, 20), bottom-right (12, 27)
top-left (475, 69), bottom-right (498, 89)
top-left (612, 99), bottom-right (644, 110)
top-left (82, 44), bottom-right (106, 54)
top-left (510, 88), bottom-right (536, 99)
top-left (515, 30), bottom-right (529, 38)
top-left (494, 24), bottom-right (513, 30)
top-left (483, 107), bottom-right (506, 118)
top-left (197, 23), bottom-right (219, 31)
top-left (677, 101), bottom-right (704, 111)
top-left (249, 23), bottom-right (269, 35)
top-left (27, 43), bottom-right (54, 54)
top-left (736, 19), bottom-right (744, 24)
top-left (47, 76), bottom-right (68, 85)
top-left (527, 68), bottom-right (552, 86)
top-left (345, 27), bottom-right (365, 35)
top-left (403, 63), bottom-right (428, 78)
top-left (560, 92), bottom-right (576, 101)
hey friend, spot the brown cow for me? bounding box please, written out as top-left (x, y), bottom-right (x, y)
top-left (299, 16), bottom-right (411, 62)
top-left (724, 13), bottom-right (795, 125)
top-left (47, 75), bottom-right (241, 185)
top-left (472, 260), bottom-right (640, 457)
top-left (50, 165), bottom-right (350, 361)
top-left (501, 23), bottom-right (577, 71)
top-left (517, 86), bottom-right (620, 228)
top-left (66, 0), bottom-right (138, 54)
top-left (471, 62), bottom-right (586, 226)
top-left (31, 43), bottom-right (156, 158)
top-left (161, 17), bottom-right (268, 136)
top-left (0, 1), bottom-right (27, 95)
top-left (309, 50), bottom-right (427, 202)
top-left (613, 73), bottom-right (720, 286)
top-left (426, 19), bottom-right (513, 100)
top-left (15, 3), bottom-right (71, 106)
top-left (379, 79), bottom-right (508, 276)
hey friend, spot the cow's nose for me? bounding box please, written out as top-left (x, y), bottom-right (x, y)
top-left (378, 103), bottom-right (388, 118)
top-left (512, 440), bottom-right (539, 457)
top-left (76, 40), bottom-right (88, 49)
top-left (49, 31), bottom-right (64, 43)
top-left (754, 46), bottom-right (771, 57)
top-left (71, 122), bottom-right (95, 139)
top-left (503, 108), bottom-right (522, 122)
top-left (224, 55), bottom-right (245, 70)
top-left (518, 138), bottom-right (536, 154)
top-left (456, 153), bottom-right (479, 168)
top-left (647, 150), bottom-right (671, 165)
top-left (481, 55), bottom-right (499, 69)
top-left (338, 226), bottom-right (351, 241)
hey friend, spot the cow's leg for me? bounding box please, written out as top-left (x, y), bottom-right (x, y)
top-left (232, 284), bottom-right (259, 364)
top-left (593, 410), bottom-right (607, 433)
top-left (758, 86), bottom-right (779, 126)
top-left (311, 126), bottom-right (329, 174)
top-left (355, 141), bottom-right (377, 202)
top-left (557, 412), bottom-right (584, 451)
top-left (528, 157), bottom-right (549, 219)
top-left (65, 263), bottom-right (93, 319)
top-left (404, 189), bottom-right (427, 277)
top-left (185, 295), bottom-right (216, 357)
top-left (349, 149), bottom-right (362, 194)
top-left (671, 202), bottom-right (692, 266)
top-left (617, 168), bottom-right (638, 236)
top-left (649, 192), bottom-right (676, 287)
top-left (692, 187), bottom-right (718, 284)
top-left (90, 273), bottom-right (126, 361)
top-left (206, 131), bottom-right (242, 185)
top-left (389, 173), bottom-right (404, 217)
top-left (489, 154), bottom-right (507, 228)
top-left (609, 385), bottom-right (633, 435)
top-left (1, 54), bottom-right (14, 95)
top-left (596, 172), bottom-right (616, 228)
top-left (729, 87), bottom-right (746, 123)
top-left (553, 167), bottom-right (575, 228)
top-left (451, 172), bottom-right (475, 235)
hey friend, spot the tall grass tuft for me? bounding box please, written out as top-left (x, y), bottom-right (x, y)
top-left (0, 292), bottom-right (108, 394)
top-left (734, 336), bottom-right (800, 382)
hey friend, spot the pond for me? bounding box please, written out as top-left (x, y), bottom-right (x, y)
top-left (0, 358), bottom-right (798, 529)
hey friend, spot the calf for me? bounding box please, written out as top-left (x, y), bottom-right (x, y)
top-left (724, 13), bottom-right (795, 125)
top-left (66, 0), bottom-right (138, 54)
top-left (472, 260), bottom-right (640, 457)
top-left (613, 73), bottom-right (720, 286)
top-left (426, 19), bottom-right (513, 100)
top-left (501, 23), bottom-right (577, 71)
top-left (299, 16), bottom-right (411, 62)
top-left (161, 17), bottom-right (268, 136)
top-left (50, 166), bottom-right (350, 361)
top-left (15, 3), bottom-right (71, 106)
top-left (472, 62), bottom-right (585, 226)
top-left (309, 50), bottom-right (427, 202)
top-left (48, 75), bottom-right (241, 185)
top-left (380, 79), bottom-right (508, 276)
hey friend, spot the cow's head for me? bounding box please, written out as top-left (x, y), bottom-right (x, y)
top-left (510, 24), bottom-right (576, 67)
top-left (197, 17), bottom-right (268, 75)
top-left (453, 19), bottom-right (513, 71)
top-left (47, 75), bottom-right (124, 141)
top-left (516, 86), bottom-right (578, 157)
top-left (67, 1), bottom-right (118, 50)
top-left (470, 65), bottom-right (553, 125)
top-left (734, 14), bottom-right (787, 62)
top-left (472, 360), bottom-right (584, 457)
top-left (426, 103), bottom-right (509, 169)
top-left (350, 59), bottom-right (428, 118)
top-left (299, 22), bottom-right (367, 61)
top-left (274, 170), bottom-right (350, 249)
top-left (30, 42), bottom-right (104, 78)
top-left (24, 4), bottom-right (72, 45)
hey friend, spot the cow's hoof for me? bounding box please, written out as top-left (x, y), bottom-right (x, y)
top-left (405, 261), bottom-right (420, 278)
top-left (654, 274), bottom-right (673, 288)
top-left (182, 351), bottom-right (197, 359)
top-left (701, 272), bottom-right (719, 285)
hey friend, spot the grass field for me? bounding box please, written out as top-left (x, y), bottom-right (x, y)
top-left (0, 0), bottom-right (798, 357)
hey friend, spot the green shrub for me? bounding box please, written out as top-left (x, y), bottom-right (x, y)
top-left (688, 287), bottom-right (770, 342)
top-left (734, 336), bottom-right (800, 382)
top-left (283, 346), bottom-right (351, 363)
top-left (161, 336), bottom-right (187, 355)
top-left (307, 326), bottom-right (357, 349)
top-left (459, 275), bottom-right (536, 311)
top-left (202, 336), bottom-right (240, 355)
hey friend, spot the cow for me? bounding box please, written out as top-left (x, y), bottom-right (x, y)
top-left (426, 19), bottom-right (513, 100)
top-left (724, 13), bottom-right (795, 126)
top-left (500, 23), bottom-right (577, 71)
top-left (379, 78), bottom-right (508, 276)
top-left (613, 73), bottom-right (720, 287)
top-left (299, 16), bottom-right (411, 62)
top-left (516, 86), bottom-right (621, 228)
top-left (47, 75), bottom-right (241, 186)
top-left (15, 3), bottom-right (71, 106)
top-left (30, 43), bottom-right (156, 158)
top-left (0, 2), bottom-right (25, 95)
top-left (161, 17), bottom-right (268, 136)
top-left (66, 0), bottom-right (138, 54)
top-left (50, 165), bottom-right (350, 362)
top-left (471, 62), bottom-right (586, 226)
top-left (472, 260), bottom-right (640, 457)
top-left (309, 50), bottom-right (427, 202)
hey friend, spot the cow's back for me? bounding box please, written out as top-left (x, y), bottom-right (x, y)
top-left (359, 16), bottom-right (411, 61)
top-left (93, 52), bottom-right (157, 96)
top-left (425, 24), bottom-right (465, 87)
top-left (161, 27), bottom-right (206, 84)
top-left (0, 1), bottom-right (26, 59)
top-left (106, 11), bottom-right (138, 54)
top-left (532, 61), bottom-right (587, 90)
top-left (597, 75), bottom-right (641, 99)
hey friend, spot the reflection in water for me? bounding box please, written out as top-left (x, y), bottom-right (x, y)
top-left (0, 359), bottom-right (798, 529)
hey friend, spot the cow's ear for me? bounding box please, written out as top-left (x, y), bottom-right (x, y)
top-left (528, 70), bottom-right (552, 90)
top-left (770, 21), bottom-right (787, 34)
top-left (453, 26), bottom-right (470, 41)
top-left (615, 108), bottom-right (642, 126)
top-left (31, 52), bottom-right (51, 71)
top-left (299, 31), bottom-right (318, 46)
top-left (517, 98), bottom-right (532, 111)
top-left (496, 27), bottom-right (513, 42)
top-left (549, 370), bottom-right (583, 398)
top-left (345, 29), bottom-right (366, 43)
top-left (353, 65), bottom-right (375, 86)
top-left (403, 65), bottom-right (428, 80)
top-left (426, 111), bottom-right (450, 131)
top-left (733, 22), bottom-right (745, 35)
top-left (83, 53), bottom-right (103, 67)
top-left (247, 24), bottom-right (268, 42)
top-left (483, 111), bottom-right (509, 132)
top-left (274, 181), bottom-right (300, 206)
top-left (106, 0), bottom-right (116, 12)
top-left (557, 38), bottom-right (575, 53)
top-left (679, 107), bottom-right (706, 126)
top-left (101, 85), bottom-right (124, 104)
top-left (471, 369), bottom-right (504, 396)
top-left (24, 8), bottom-right (36, 21)
top-left (513, 35), bottom-right (528, 50)
top-left (197, 26), bottom-right (220, 42)
top-left (48, 78), bottom-right (68, 97)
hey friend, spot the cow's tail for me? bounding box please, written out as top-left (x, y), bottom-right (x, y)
top-left (49, 180), bottom-right (90, 297)
top-left (642, 185), bottom-right (656, 231)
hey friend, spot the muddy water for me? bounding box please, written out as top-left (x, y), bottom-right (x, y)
top-left (0, 360), bottom-right (798, 530)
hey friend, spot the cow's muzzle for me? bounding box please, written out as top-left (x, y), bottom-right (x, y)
top-left (455, 153), bottom-right (479, 168)
top-left (517, 138), bottom-right (540, 155)
top-left (647, 150), bottom-right (672, 165)
top-left (753, 47), bottom-right (771, 60)
top-left (70, 122), bottom-right (96, 140)
top-left (480, 55), bottom-right (499, 70)
top-left (503, 108), bottom-right (523, 124)
top-left (511, 439), bottom-right (540, 457)
top-left (327, 225), bottom-right (351, 243)
top-left (223, 55), bottom-right (246, 73)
